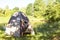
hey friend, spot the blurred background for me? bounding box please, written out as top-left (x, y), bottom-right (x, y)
top-left (0, 0), bottom-right (60, 40)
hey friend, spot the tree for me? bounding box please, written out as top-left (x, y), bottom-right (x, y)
top-left (20, 8), bottom-right (26, 14)
top-left (33, 0), bottom-right (46, 18)
top-left (56, 0), bottom-right (60, 2)
top-left (0, 8), bottom-right (4, 16)
top-left (4, 5), bottom-right (11, 17)
top-left (13, 7), bottom-right (19, 12)
top-left (26, 3), bottom-right (32, 15)
top-left (43, 1), bottom-right (60, 22)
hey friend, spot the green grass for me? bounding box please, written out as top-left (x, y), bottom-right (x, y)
top-left (0, 16), bottom-right (60, 40)
top-left (0, 16), bottom-right (40, 40)
top-left (0, 16), bottom-right (10, 23)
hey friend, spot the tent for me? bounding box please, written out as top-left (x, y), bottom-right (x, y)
top-left (5, 12), bottom-right (35, 37)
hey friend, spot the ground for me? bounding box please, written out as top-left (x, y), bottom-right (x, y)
top-left (0, 16), bottom-right (41, 40)
top-left (0, 16), bottom-right (60, 40)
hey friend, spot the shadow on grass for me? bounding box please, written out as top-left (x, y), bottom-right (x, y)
top-left (34, 21), bottom-right (60, 40)
top-left (1, 22), bottom-right (60, 40)
top-left (0, 23), bottom-right (6, 31)
top-left (1, 36), bottom-right (33, 40)
top-left (0, 23), bottom-right (37, 40)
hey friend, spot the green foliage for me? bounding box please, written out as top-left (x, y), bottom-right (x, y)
top-left (13, 7), bottom-right (19, 12)
top-left (26, 3), bottom-right (32, 15)
top-left (26, 0), bottom-right (45, 18)
top-left (43, 2), bottom-right (60, 22)
top-left (0, 8), bottom-right (4, 16)
top-left (56, 0), bottom-right (60, 2)
top-left (0, 6), bottom-right (20, 17)
top-left (20, 8), bottom-right (26, 14)
top-left (26, 0), bottom-right (60, 22)
top-left (0, 0), bottom-right (60, 40)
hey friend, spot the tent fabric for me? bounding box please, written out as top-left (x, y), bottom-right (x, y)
top-left (5, 12), bottom-right (30, 37)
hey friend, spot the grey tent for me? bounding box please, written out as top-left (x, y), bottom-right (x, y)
top-left (5, 12), bottom-right (35, 37)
